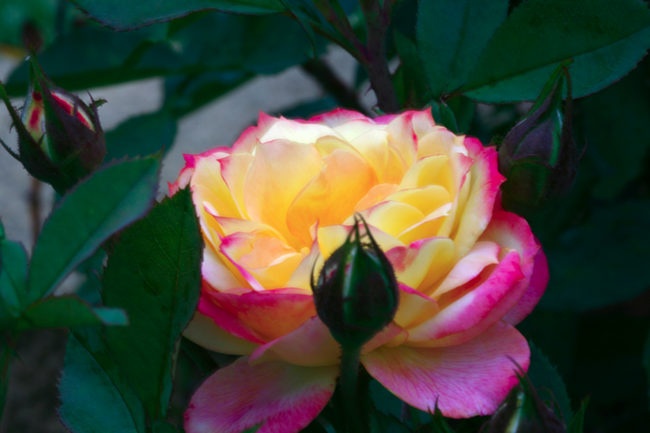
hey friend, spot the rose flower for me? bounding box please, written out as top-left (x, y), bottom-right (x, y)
top-left (171, 109), bottom-right (548, 433)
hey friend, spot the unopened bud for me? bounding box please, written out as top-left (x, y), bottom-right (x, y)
top-left (499, 65), bottom-right (578, 210)
top-left (312, 214), bottom-right (398, 349)
top-left (0, 60), bottom-right (105, 193)
top-left (485, 374), bottom-right (565, 433)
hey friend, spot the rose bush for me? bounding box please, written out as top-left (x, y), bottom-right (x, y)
top-left (171, 109), bottom-right (548, 433)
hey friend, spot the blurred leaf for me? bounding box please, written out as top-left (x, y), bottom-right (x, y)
top-left (59, 331), bottom-right (146, 433)
top-left (15, 295), bottom-right (127, 330)
top-left (393, 31), bottom-right (432, 107)
top-left (105, 109), bottom-right (177, 160)
top-left (461, 0), bottom-right (650, 101)
top-left (164, 12), bottom-right (321, 75)
top-left (28, 157), bottom-right (160, 302)
top-left (151, 420), bottom-right (181, 433)
top-left (567, 399), bottom-right (588, 433)
top-left (578, 60), bottom-right (650, 199)
top-left (430, 101), bottom-right (459, 132)
top-left (102, 188), bottom-right (202, 419)
top-left (542, 200), bottom-right (650, 311)
top-left (0, 226), bottom-right (28, 326)
top-left (644, 331), bottom-right (650, 410)
top-left (4, 24), bottom-right (170, 95)
top-left (417, 0), bottom-right (508, 98)
top-left (528, 343), bottom-right (572, 422)
top-left (0, 343), bottom-right (10, 423)
top-left (164, 70), bottom-right (253, 117)
top-left (0, 0), bottom-right (58, 47)
top-left (69, 0), bottom-right (284, 29)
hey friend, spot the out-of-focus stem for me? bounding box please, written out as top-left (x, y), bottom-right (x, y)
top-left (301, 59), bottom-right (369, 115)
top-left (29, 177), bottom-right (41, 246)
top-left (360, 0), bottom-right (399, 112)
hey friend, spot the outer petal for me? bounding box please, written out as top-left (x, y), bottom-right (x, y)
top-left (362, 321), bottom-right (529, 418)
top-left (184, 312), bottom-right (258, 355)
top-left (406, 251), bottom-right (525, 347)
top-left (481, 208), bottom-right (548, 325)
top-left (185, 357), bottom-right (337, 433)
top-left (202, 289), bottom-right (316, 344)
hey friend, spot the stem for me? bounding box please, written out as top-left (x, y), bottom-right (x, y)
top-left (29, 178), bottom-right (41, 247)
top-left (359, 0), bottom-right (399, 113)
top-left (301, 59), bottom-right (369, 115)
top-left (340, 345), bottom-right (366, 433)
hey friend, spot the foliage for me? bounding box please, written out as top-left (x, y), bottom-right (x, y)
top-left (0, 1), bottom-right (649, 432)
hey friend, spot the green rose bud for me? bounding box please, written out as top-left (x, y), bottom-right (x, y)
top-left (0, 59), bottom-right (105, 193)
top-left (312, 214), bottom-right (399, 350)
top-left (498, 65), bottom-right (579, 211)
top-left (484, 375), bottom-right (565, 433)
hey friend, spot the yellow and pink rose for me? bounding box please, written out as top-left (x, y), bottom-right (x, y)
top-left (171, 109), bottom-right (548, 433)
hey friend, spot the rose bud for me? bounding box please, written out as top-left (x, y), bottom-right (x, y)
top-left (484, 375), bottom-right (565, 433)
top-left (312, 214), bottom-right (399, 350)
top-left (0, 61), bottom-right (105, 193)
top-left (498, 66), bottom-right (578, 211)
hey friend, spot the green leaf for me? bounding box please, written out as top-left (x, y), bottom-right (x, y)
top-left (644, 331), bottom-right (650, 410)
top-left (0, 342), bottom-right (11, 419)
top-left (578, 60), bottom-right (650, 199)
top-left (567, 399), bottom-right (588, 433)
top-left (69, 0), bottom-right (284, 29)
top-left (15, 296), bottom-right (127, 330)
top-left (416, 0), bottom-right (508, 98)
top-left (106, 110), bottom-right (177, 160)
top-left (0, 230), bottom-right (28, 326)
top-left (28, 157), bottom-right (160, 302)
top-left (461, 0), bottom-right (650, 101)
top-left (528, 343), bottom-right (572, 422)
top-left (59, 331), bottom-right (146, 433)
top-left (541, 200), bottom-right (650, 311)
top-left (102, 188), bottom-right (202, 419)
top-left (4, 24), bottom-right (170, 95)
top-left (0, 0), bottom-right (58, 47)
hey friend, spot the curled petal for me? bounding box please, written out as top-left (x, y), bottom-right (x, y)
top-left (407, 251), bottom-right (525, 347)
top-left (202, 289), bottom-right (316, 344)
top-left (362, 322), bottom-right (529, 418)
top-left (184, 312), bottom-right (258, 355)
top-left (185, 357), bottom-right (337, 433)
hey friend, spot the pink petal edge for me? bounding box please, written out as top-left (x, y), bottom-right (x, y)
top-left (185, 357), bottom-right (337, 433)
top-left (362, 321), bottom-right (529, 418)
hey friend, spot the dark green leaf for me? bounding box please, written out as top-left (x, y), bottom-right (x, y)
top-left (0, 0), bottom-right (58, 47)
top-left (541, 200), bottom-right (650, 311)
top-left (102, 188), bottom-right (202, 419)
top-left (462, 0), bottom-right (650, 101)
top-left (0, 229), bottom-right (28, 326)
top-left (393, 31), bottom-right (433, 107)
top-left (528, 343), bottom-right (572, 422)
top-left (151, 420), bottom-right (181, 433)
top-left (28, 157), bottom-right (160, 302)
top-left (15, 296), bottom-right (127, 330)
top-left (105, 110), bottom-right (177, 160)
top-left (70, 0), bottom-right (284, 29)
top-left (643, 329), bottom-right (650, 407)
top-left (567, 399), bottom-right (588, 433)
top-left (59, 331), bottom-right (146, 433)
top-left (578, 60), bottom-right (650, 199)
top-left (417, 0), bottom-right (508, 98)
top-left (4, 24), bottom-right (170, 95)
top-left (0, 342), bottom-right (11, 419)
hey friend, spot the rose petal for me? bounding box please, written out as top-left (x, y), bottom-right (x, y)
top-left (451, 139), bottom-right (504, 256)
top-left (407, 250), bottom-right (525, 347)
top-left (185, 357), bottom-right (337, 433)
top-left (386, 237), bottom-right (456, 293)
top-left (362, 321), bottom-right (529, 418)
top-left (184, 312), bottom-right (258, 355)
top-left (432, 241), bottom-right (500, 298)
top-left (203, 289), bottom-right (316, 344)
top-left (481, 209), bottom-right (548, 325)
